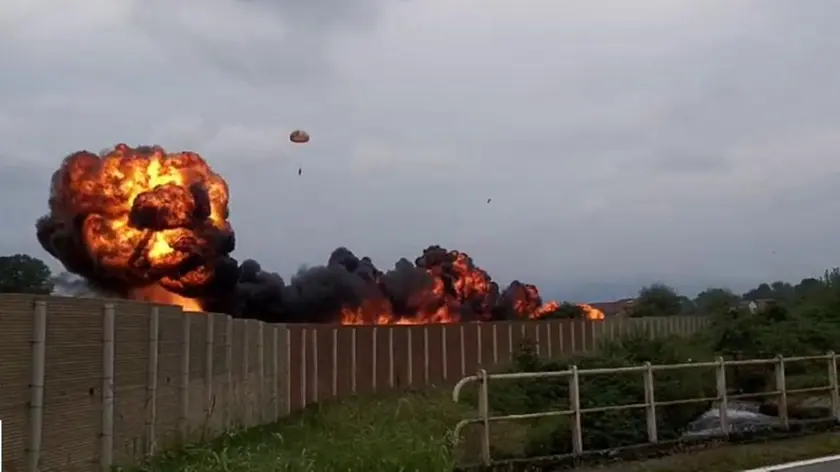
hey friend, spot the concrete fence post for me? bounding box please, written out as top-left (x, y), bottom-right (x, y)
top-left (300, 328), bottom-right (307, 408)
top-left (99, 303), bottom-right (116, 471)
top-left (310, 329), bottom-right (318, 403)
top-left (422, 326), bottom-right (429, 385)
top-left (350, 327), bottom-right (357, 394)
top-left (388, 327), bottom-right (395, 388)
top-left (441, 325), bottom-right (448, 381)
top-left (178, 313), bottom-right (191, 442)
top-left (272, 325), bottom-right (280, 420)
top-left (407, 328), bottom-right (414, 386)
top-left (371, 327), bottom-right (378, 390)
top-left (331, 328), bottom-right (339, 396)
top-left (459, 324), bottom-right (466, 378)
top-left (26, 300), bottom-right (47, 472)
top-left (145, 307), bottom-right (160, 456)
top-left (203, 314), bottom-right (215, 435)
top-left (224, 316), bottom-right (233, 428)
top-left (255, 321), bottom-right (264, 423)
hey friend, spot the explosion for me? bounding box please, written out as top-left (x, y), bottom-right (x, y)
top-left (38, 144), bottom-right (604, 323)
top-left (36, 144), bottom-right (237, 311)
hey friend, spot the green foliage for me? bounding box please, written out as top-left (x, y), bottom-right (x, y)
top-left (630, 283), bottom-right (683, 317)
top-left (481, 266), bottom-right (840, 459)
top-left (482, 333), bottom-right (712, 457)
top-left (127, 391), bottom-right (463, 472)
top-left (694, 288), bottom-right (740, 315)
top-left (0, 254), bottom-right (52, 294)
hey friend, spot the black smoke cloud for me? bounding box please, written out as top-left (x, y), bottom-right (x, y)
top-left (209, 245), bottom-right (532, 323)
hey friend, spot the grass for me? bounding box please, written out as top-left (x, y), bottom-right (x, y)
top-left (121, 390), bottom-right (467, 472)
top-left (578, 433), bottom-right (840, 472)
top-left (119, 389), bottom-right (840, 472)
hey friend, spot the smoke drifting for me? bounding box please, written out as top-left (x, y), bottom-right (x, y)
top-left (37, 144), bottom-right (603, 323)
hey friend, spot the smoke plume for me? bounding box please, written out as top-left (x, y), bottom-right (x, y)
top-left (37, 144), bottom-right (603, 323)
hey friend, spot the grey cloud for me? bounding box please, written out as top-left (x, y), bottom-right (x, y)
top-left (2, 0), bottom-right (840, 301)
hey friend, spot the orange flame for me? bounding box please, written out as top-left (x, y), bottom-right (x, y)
top-left (48, 144), bottom-right (230, 311)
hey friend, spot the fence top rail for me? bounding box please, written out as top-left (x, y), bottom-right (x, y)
top-left (451, 352), bottom-right (836, 402)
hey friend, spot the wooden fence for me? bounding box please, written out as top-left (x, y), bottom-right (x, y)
top-left (0, 294), bottom-right (708, 471)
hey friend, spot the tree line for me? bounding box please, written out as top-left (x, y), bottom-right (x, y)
top-left (1, 252), bottom-right (834, 320)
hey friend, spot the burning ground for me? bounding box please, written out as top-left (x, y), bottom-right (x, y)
top-left (37, 144), bottom-right (604, 324)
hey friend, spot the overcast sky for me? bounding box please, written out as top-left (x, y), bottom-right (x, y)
top-left (2, 0), bottom-right (839, 302)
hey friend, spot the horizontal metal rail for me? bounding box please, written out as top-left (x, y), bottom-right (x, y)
top-left (452, 353), bottom-right (840, 467)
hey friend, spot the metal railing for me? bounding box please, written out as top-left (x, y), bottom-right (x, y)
top-left (452, 353), bottom-right (840, 466)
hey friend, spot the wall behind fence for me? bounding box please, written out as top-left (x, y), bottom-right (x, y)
top-left (284, 314), bottom-right (710, 411)
top-left (0, 294), bottom-right (708, 471)
top-left (0, 294), bottom-right (288, 472)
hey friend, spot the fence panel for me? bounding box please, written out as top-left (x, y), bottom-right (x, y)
top-left (0, 294), bottom-right (706, 472)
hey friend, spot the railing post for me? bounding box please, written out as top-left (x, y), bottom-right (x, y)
top-left (775, 355), bottom-right (789, 430)
top-left (715, 356), bottom-right (729, 437)
top-left (477, 369), bottom-right (492, 466)
top-left (828, 351), bottom-right (839, 423)
top-left (643, 361), bottom-right (658, 443)
top-left (569, 365), bottom-right (583, 455)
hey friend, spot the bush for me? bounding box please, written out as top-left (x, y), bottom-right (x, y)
top-left (473, 333), bottom-right (713, 458)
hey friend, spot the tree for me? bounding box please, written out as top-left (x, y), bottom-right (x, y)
top-left (694, 287), bottom-right (740, 315)
top-left (630, 283), bottom-right (682, 317)
top-left (0, 254), bottom-right (53, 294)
top-left (743, 282), bottom-right (773, 301)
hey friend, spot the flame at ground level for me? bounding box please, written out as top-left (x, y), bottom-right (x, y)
top-left (129, 285), bottom-right (203, 312)
top-left (340, 302), bottom-right (606, 325)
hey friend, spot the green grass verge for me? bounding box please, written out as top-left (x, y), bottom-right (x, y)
top-left (578, 433), bottom-right (840, 472)
top-left (121, 391), bottom-right (467, 472)
top-left (120, 389), bottom-right (840, 472)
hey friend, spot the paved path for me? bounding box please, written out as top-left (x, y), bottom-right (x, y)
top-left (741, 456), bottom-right (840, 472)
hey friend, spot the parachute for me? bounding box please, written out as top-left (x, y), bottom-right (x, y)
top-left (289, 130), bottom-right (310, 144)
